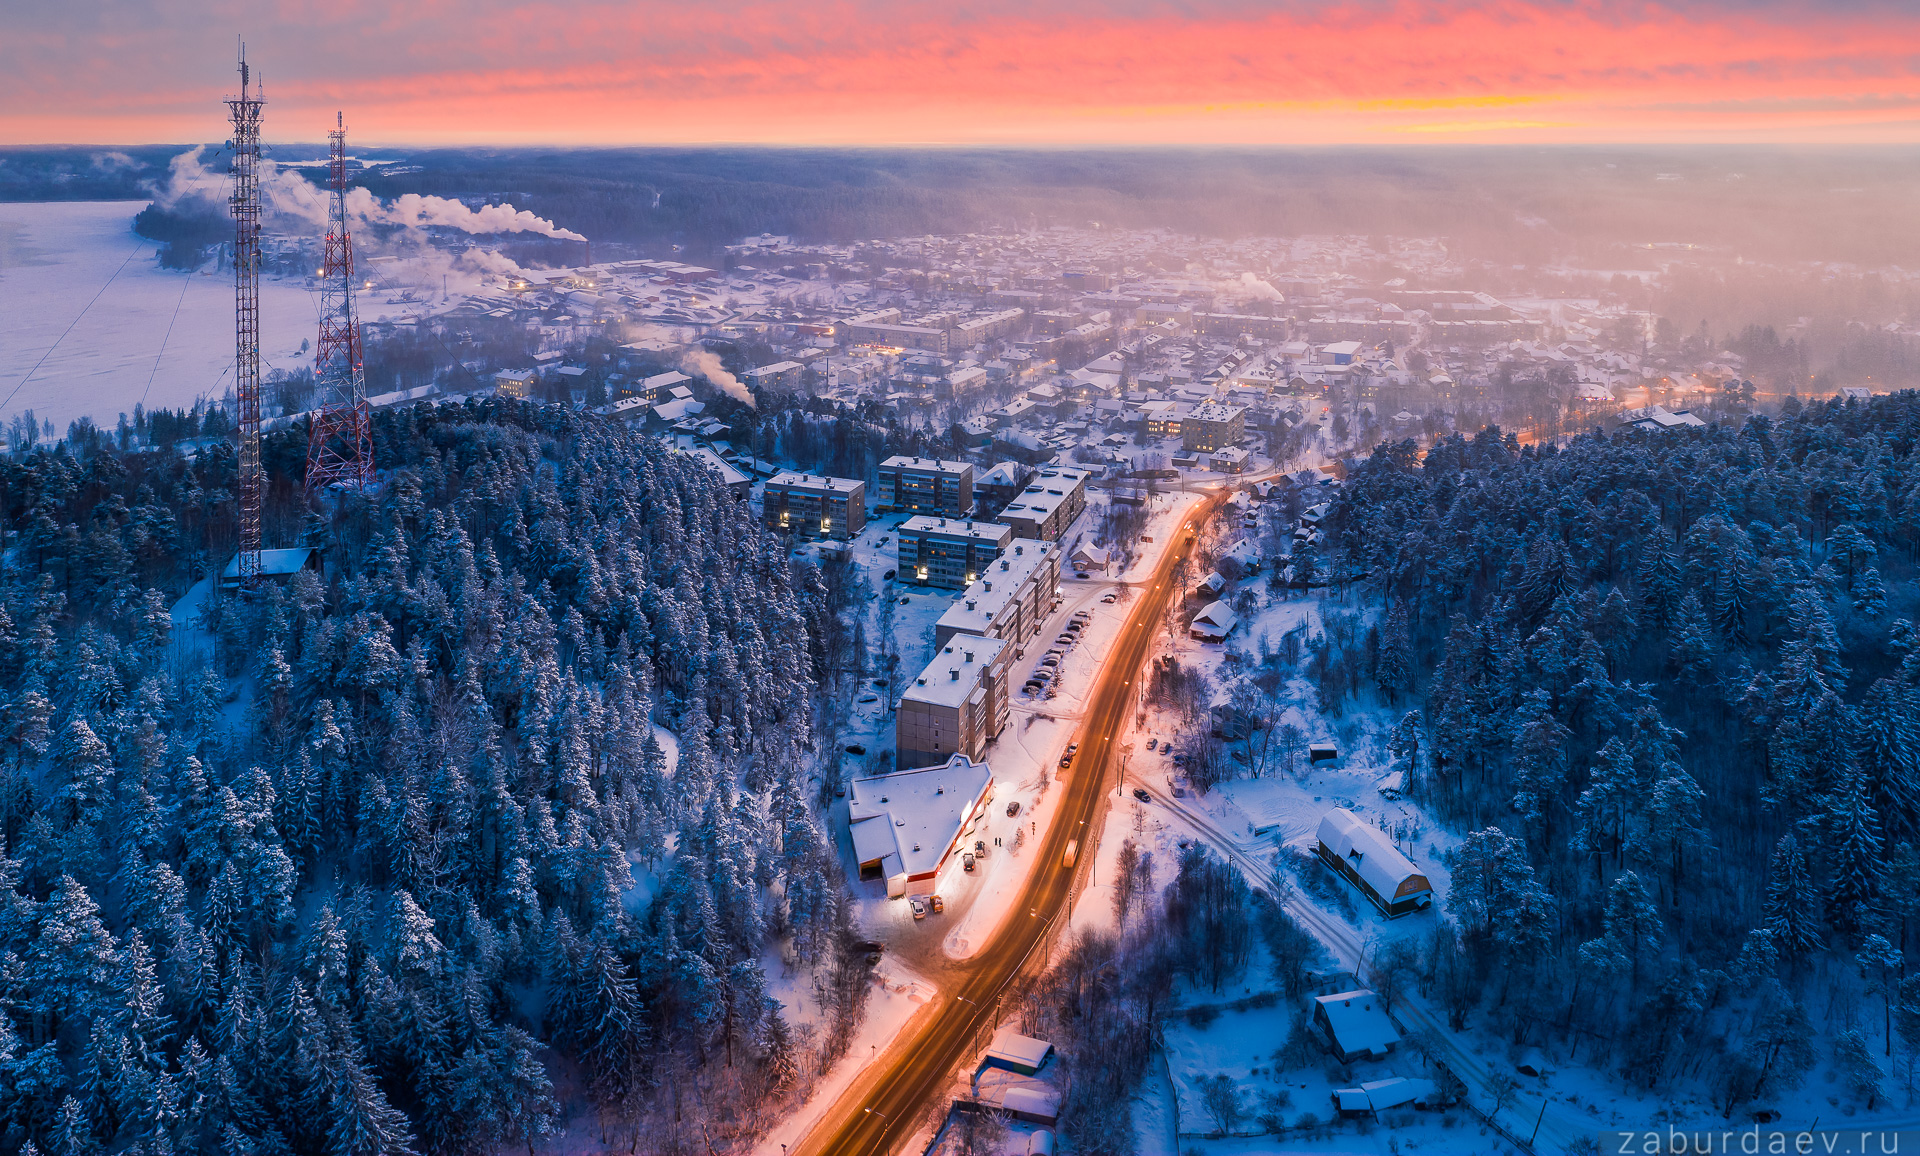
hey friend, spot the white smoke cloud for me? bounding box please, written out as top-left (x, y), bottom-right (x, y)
top-left (679, 348), bottom-right (755, 408)
top-left (153, 147), bottom-right (582, 241)
top-left (382, 194), bottom-right (585, 241)
top-left (1216, 272), bottom-right (1283, 302)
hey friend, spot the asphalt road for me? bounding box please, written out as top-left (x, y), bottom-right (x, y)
top-left (793, 492), bottom-right (1231, 1156)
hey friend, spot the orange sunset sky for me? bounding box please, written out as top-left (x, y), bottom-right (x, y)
top-left (6, 0), bottom-right (1920, 145)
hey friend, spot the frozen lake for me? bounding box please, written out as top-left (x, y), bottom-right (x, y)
top-left (0, 200), bottom-right (328, 434)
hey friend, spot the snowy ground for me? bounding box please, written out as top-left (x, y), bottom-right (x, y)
top-left (1, 201), bottom-right (444, 434)
top-left (753, 955), bottom-right (939, 1156)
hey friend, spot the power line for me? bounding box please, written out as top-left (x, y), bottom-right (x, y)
top-left (0, 238), bottom-right (146, 420)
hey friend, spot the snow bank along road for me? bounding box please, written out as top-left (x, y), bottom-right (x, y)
top-left (791, 493), bottom-right (1233, 1156)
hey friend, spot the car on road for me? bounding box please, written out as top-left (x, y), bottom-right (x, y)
top-left (974, 839), bottom-right (987, 855)
top-left (909, 897), bottom-right (927, 920)
top-left (1059, 744), bottom-right (1078, 768)
top-left (1063, 840), bottom-right (1079, 868)
top-left (962, 853), bottom-right (975, 872)
top-left (1133, 788), bottom-right (1152, 803)
top-left (929, 895), bottom-right (944, 913)
top-left (1006, 800), bottom-right (1021, 817)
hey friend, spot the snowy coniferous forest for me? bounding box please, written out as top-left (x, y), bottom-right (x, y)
top-left (0, 399), bottom-right (867, 1155)
top-left (1306, 394), bottom-right (1920, 1110)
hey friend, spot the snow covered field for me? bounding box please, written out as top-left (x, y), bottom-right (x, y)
top-left (0, 201), bottom-right (412, 434)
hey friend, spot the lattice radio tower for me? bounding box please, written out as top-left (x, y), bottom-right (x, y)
top-left (305, 111), bottom-right (374, 495)
top-left (227, 50), bottom-right (266, 582)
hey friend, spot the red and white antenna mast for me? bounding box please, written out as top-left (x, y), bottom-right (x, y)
top-left (306, 110), bottom-right (373, 496)
top-left (227, 48), bottom-right (265, 580)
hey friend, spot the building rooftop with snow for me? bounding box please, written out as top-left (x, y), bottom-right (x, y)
top-left (1312, 989), bottom-right (1400, 1063)
top-left (848, 754), bottom-right (994, 898)
top-left (1314, 808), bottom-right (1432, 917)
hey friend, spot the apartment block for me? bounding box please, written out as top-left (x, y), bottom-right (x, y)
top-left (877, 455), bottom-right (975, 516)
top-left (897, 517), bottom-right (1013, 589)
top-left (763, 473), bottom-right (867, 540)
top-left (997, 466), bottom-right (1091, 541)
top-left (1182, 401), bottom-right (1247, 454)
top-left (896, 637), bottom-right (1013, 770)
top-left (934, 540), bottom-right (1061, 651)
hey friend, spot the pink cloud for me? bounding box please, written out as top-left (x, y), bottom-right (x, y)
top-left (6, 1), bottom-right (1920, 143)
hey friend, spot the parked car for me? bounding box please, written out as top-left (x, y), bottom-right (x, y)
top-left (962, 853), bottom-right (975, 872)
top-left (909, 897), bottom-right (927, 920)
top-left (929, 895), bottom-right (945, 913)
top-left (1101, 593), bottom-right (1118, 604)
top-left (1133, 788), bottom-right (1152, 803)
top-left (1074, 570), bottom-right (1090, 579)
top-left (1059, 744), bottom-right (1078, 769)
top-left (1146, 737), bottom-right (1158, 751)
top-left (882, 569), bottom-right (896, 581)
top-left (974, 839), bottom-right (987, 855)
top-left (1006, 800), bottom-right (1021, 817)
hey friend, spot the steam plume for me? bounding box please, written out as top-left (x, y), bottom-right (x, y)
top-left (152, 147), bottom-right (582, 241)
top-left (680, 349), bottom-right (755, 407)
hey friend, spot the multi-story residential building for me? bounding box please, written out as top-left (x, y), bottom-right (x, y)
top-left (762, 473), bottom-right (867, 539)
top-left (1182, 401), bottom-right (1248, 453)
top-left (934, 540), bottom-right (1061, 650)
top-left (895, 637), bottom-right (1013, 770)
top-left (877, 455), bottom-right (975, 516)
top-left (997, 466), bottom-right (1091, 541)
top-left (897, 517), bottom-right (1013, 589)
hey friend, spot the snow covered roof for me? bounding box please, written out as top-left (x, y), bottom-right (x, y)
top-left (977, 460), bottom-right (1030, 488)
top-left (936, 541), bottom-right (1056, 637)
top-left (1315, 809), bottom-right (1429, 902)
top-left (900, 637), bottom-right (1008, 710)
top-left (652, 397), bottom-right (705, 422)
top-left (1314, 989), bottom-right (1399, 1059)
top-left (981, 1027), bottom-right (1054, 1075)
top-left (1190, 600), bottom-right (1237, 640)
top-left (1360, 1077), bottom-right (1436, 1111)
top-left (848, 754), bottom-right (993, 881)
top-left (221, 547), bottom-right (317, 580)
